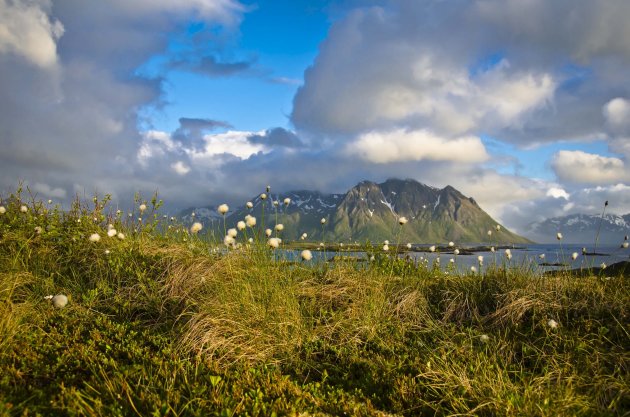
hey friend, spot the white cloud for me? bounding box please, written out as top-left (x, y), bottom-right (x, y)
top-left (32, 182), bottom-right (67, 199)
top-left (0, 0), bottom-right (64, 68)
top-left (546, 187), bottom-right (570, 200)
top-left (552, 150), bottom-right (627, 184)
top-left (171, 161), bottom-right (190, 175)
top-left (603, 97), bottom-right (630, 133)
top-left (192, 130), bottom-right (268, 161)
top-left (346, 129), bottom-right (489, 164)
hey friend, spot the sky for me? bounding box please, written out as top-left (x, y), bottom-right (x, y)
top-left (1, 0), bottom-right (630, 234)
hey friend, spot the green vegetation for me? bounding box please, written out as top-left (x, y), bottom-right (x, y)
top-left (0, 188), bottom-right (628, 416)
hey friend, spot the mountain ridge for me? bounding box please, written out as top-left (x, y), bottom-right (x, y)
top-left (526, 212), bottom-right (630, 244)
top-left (181, 178), bottom-right (532, 244)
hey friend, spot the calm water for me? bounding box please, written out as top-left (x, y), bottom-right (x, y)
top-left (284, 243), bottom-right (629, 274)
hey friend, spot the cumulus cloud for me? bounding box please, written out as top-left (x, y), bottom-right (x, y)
top-left (603, 97), bottom-right (630, 133)
top-left (551, 150), bottom-right (627, 184)
top-left (0, 0), bottom-right (64, 68)
top-left (346, 129), bottom-right (489, 164)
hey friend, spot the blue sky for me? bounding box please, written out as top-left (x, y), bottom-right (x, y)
top-left (1, 0), bottom-right (630, 234)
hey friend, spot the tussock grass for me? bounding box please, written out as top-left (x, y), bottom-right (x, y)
top-left (0, 190), bottom-right (628, 416)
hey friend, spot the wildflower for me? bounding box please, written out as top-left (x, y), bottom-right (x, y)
top-left (139, 204), bottom-right (147, 213)
top-left (454, 249), bottom-right (460, 255)
top-left (398, 216), bottom-right (408, 225)
top-left (218, 204), bottom-right (229, 215)
top-left (20, 205), bottom-right (27, 213)
top-left (448, 241), bottom-right (454, 247)
top-left (320, 218), bottom-right (326, 224)
top-left (227, 228), bottom-right (237, 238)
top-left (301, 250), bottom-right (313, 261)
top-left (246, 201), bottom-right (254, 209)
top-left (470, 266), bottom-right (477, 273)
top-left (275, 224), bottom-right (284, 232)
top-left (495, 225), bottom-right (501, 231)
top-left (556, 232), bottom-right (563, 240)
top-left (117, 233), bottom-right (125, 240)
top-left (265, 228), bottom-right (272, 237)
top-left (301, 233), bottom-right (308, 240)
top-left (34, 226), bottom-right (43, 234)
top-left (237, 221), bottom-right (246, 231)
top-left (547, 319), bottom-right (558, 329)
top-left (224, 235), bottom-right (236, 247)
top-left (487, 230), bottom-right (492, 236)
top-left (0, 206), bottom-right (5, 214)
top-left (190, 222), bottom-right (203, 234)
top-left (51, 294), bottom-right (68, 309)
top-left (477, 255), bottom-right (484, 264)
top-left (571, 252), bottom-right (578, 261)
top-left (107, 228), bottom-right (117, 237)
top-left (600, 262), bottom-right (607, 269)
top-left (284, 198), bottom-right (291, 206)
top-left (246, 216), bottom-right (257, 227)
top-left (429, 245), bottom-right (436, 252)
top-left (505, 249), bottom-right (512, 260)
top-left (89, 233), bottom-right (101, 242)
top-left (383, 244), bottom-right (389, 251)
top-left (480, 334), bottom-right (489, 343)
top-left (407, 243), bottom-right (412, 249)
top-left (267, 237), bottom-right (281, 248)
top-left (260, 193), bottom-right (267, 200)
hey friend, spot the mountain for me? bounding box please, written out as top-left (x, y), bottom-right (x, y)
top-left (526, 213), bottom-right (630, 244)
top-left (180, 178), bottom-right (531, 244)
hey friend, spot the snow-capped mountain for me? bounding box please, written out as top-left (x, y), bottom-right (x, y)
top-left (180, 178), bottom-right (531, 243)
top-left (526, 213), bottom-right (630, 244)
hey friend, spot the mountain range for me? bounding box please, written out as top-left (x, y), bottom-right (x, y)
top-left (527, 213), bottom-right (630, 244)
top-left (180, 178), bottom-right (531, 244)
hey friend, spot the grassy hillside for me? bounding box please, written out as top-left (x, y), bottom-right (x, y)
top-left (0, 189), bottom-right (628, 416)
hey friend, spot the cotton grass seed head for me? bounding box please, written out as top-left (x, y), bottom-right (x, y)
top-left (246, 201), bottom-right (253, 209)
top-left (477, 255), bottom-right (483, 264)
top-left (453, 249), bottom-right (460, 255)
top-left (470, 266), bottom-right (477, 273)
top-left (490, 246), bottom-right (495, 252)
top-left (218, 204), bottom-right (229, 215)
top-left (547, 319), bottom-right (558, 329)
top-left (623, 242), bottom-right (629, 248)
top-left (266, 185), bottom-right (271, 192)
top-left (89, 233), bottom-right (101, 242)
top-left (398, 217), bottom-right (408, 225)
top-left (275, 224), bottom-right (284, 231)
top-left (600, 262), bottom-right (607, 269)
top-left (383, 244), bottom-right (389, 251)
top-left (480, 334), bottom-right (489, 343)
top-left (539, 253), bottom-right (545, 259)
top-left (246, 216), bottom-right (257, 227)
top-left (301, 249), bottom-right (312, 261)
top-left (139, 204), bottom-right (147, 213)
top-left (260, 193), bottom-right (267, 200)
top-left (384, 240), bottom-right (389, 245)
top-left (556, 232), bottom-right (563, 240)
top-left (265, 228), bottom-right (272, 237)
top-left (320, 218), bottom-right (326, 224)
top-left (20, 205), bottom-right (27, 213)
top-left (487, 230), bottom-right (492, 236)
top-left (429, 245), bottom-right (436, 252)
top-left (107, 229), bottom-right (117, 237)
top-left (227, 228), bottom-right (237, 237)
top-left (301, 232), bottom-right (307, 240)
top-left (571, 252), bottom-right (578, 260)
top-left (0, 206), bottom-right (6, 214)
top-left (224, 235), bottom-right (236, 247)
top-left (406, 243), bottom-right (412, 249)
top-left (505, 249), bottom-right (512, 260)
top-left (117, 233), bottom-right (125, 240)
top-left (495, 225), bottom-right (501, 231)
top-left (237, 221), bottom-right (246, 230)
top-left (284, 198), bottom-right (291, 206)
top-left (267, 237), bottom-right (280, 248)
top-left (51, 294), bottom-right (68, 309)
top-left (190, 222), bottom-right (203, 234)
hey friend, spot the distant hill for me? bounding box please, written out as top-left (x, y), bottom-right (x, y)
top-left (527, 213), bottom-right (630, 244)
top-left (180, 178), bottom-right (531, 244)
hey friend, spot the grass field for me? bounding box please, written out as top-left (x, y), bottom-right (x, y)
top-left (0, 189), bottom-right (628, 416)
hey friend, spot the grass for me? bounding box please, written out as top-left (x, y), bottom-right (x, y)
top-left (0, 188), bottom-right (628, 416)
